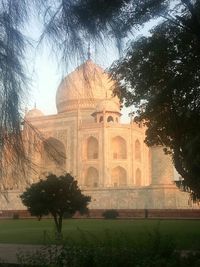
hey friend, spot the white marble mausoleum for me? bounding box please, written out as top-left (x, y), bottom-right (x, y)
top-left (0, 59), bottom-right (194, 210)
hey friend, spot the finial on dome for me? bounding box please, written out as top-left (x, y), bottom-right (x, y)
top-left (87, 43), bottom-right (91, 60)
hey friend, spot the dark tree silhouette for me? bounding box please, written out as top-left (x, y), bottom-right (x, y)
top-left (20, 173), bottom-right (91, 234)
top-left (111, 21), bottom-right (200, 200)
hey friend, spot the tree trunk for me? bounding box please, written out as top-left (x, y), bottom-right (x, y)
top-left (58, 215), bottom-right (63, 233)
top-left (53, 214), bottom-right (59, 232)
top-left (52, 213), bottom-right (63, 240)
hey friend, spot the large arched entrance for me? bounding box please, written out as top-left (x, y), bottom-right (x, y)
top-left (43, 137), bottom-right (66, 173)
top-left (111, 136), bottom-right (127, 159)
top-left (85, 167), bottom-right (99, 187)
top-left (111, 166), bottom-right (127, 187)
top-left (87, 136), bottom-right (99, 159)
top-left (135, 139), bottom-right (141, 161)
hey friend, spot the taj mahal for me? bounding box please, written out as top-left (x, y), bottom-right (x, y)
top-left (0, 59), bottom-right (194, 210)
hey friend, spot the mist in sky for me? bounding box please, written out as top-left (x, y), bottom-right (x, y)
top-left (24, 17), bottom-right (157, 122)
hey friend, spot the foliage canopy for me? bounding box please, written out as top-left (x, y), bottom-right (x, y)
top-left (111, 20), bottom-right (200, 200)
top-left (20, 173), bottom-right (91, 234)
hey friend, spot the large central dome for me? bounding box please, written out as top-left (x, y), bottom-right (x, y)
top-left (56, 59), bottom-right (119, 113)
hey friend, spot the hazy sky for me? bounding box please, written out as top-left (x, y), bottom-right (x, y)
top-left (25, 18), bottom-right (157, 122)
top-left (27, 39), bottom-right (121, 114)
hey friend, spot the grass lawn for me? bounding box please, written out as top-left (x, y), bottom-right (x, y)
top-left (0, 219), bottom-right (200, 249)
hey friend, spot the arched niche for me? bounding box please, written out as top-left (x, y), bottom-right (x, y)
top-left (99, 116), bottom-right (103, 123)
top-left (111, 136), bottom-right (127, 159)
top-left (107, 116), bottom-right (114, 123)
top-left (135, 168), bottom-right (142, 186)
top-left (87, 136), bottom-right (98, 159)
top-left (43, 137), bottom-right (66, 171)
top-left (135, 139), bottom-right (141, 161)
top-left (85, 167), bottom-right (99, 187)
top-left (111, 166), bottom-right (127, 187)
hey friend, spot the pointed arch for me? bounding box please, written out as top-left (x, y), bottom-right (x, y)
top-left (135, 139), bottom-right (141, 161)
top-left (111, 136), bottom-right (127, 159)
top-left (99, 116), bottom-right (103, 123)
top-left (87, 136), bottom-right (98, 159)
top-left (107, 116), bottom-right (114, 122)
top-left (85, 167), bottom-right (99, 187)
top-left (135, 168), bottom-right (142, 186)
top-left (111, 166), bottom-right (127, 187)
top-left (43, 137), bottom-right (66, 172)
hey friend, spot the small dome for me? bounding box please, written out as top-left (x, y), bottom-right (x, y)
top-left (25, 108), bottom-right (44, 119)
top-left (95, 99), bottom-right (120, 113)
top-left (56, 59), bottom-right (119, 113)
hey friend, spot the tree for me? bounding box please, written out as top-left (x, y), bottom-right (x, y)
top-left (110, 20), bottom-right (200, 200)
top-left (20, 173), bottom-right (91, 234)
top-left (0, 0), bottom-right (30, 183)
top-left (40, 1), bottom-right (200, 61)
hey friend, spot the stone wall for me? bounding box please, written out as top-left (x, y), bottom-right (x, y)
top-left (84, 185), bottom-right (191, 209)
top-left (0, 184), bottom-right (192, 211)
top-left (0, 209), bottom-right (200, 219)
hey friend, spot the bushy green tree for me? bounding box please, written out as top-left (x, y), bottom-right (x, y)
top-left (20, 173), bottom-right (91, 234)
top-left (102, 209), bottom-right (119, 219)
top-left (111, 20), bottom-right (200, 200)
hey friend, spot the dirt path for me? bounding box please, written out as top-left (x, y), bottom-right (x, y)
top-left (0, 244), bottom-right (45, 264)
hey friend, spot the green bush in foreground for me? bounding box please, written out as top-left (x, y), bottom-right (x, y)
top-left (16, 226), bottom-right (200, 267)
top-left (12, 213), bottom-right (19, 220)
top-left (102, 209), bottom-right (119, 219)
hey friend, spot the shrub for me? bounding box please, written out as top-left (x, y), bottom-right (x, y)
top-left (63, 211), bottom-right (73, 219)
top-left (102, 209), bottom-right (119, 219)
top-left (17, 227), bottom-right (200, 267)
top-left (12, 213), bottom-right (19, 220)
top-left (20, 173), bottom-right (91, 235)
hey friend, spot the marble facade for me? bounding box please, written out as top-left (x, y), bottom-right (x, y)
top-left (0, 60), bottom-right (194, 210)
